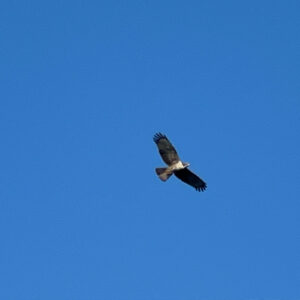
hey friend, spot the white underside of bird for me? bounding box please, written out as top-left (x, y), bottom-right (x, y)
top-left (155, 161), bottom-right (190, 181)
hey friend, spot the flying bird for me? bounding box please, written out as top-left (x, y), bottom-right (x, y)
top-left (153, 132), bottom-right (207, 192)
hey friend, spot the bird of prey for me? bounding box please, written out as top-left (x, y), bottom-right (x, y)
top-left (153, 132), bottom-right (207, 192)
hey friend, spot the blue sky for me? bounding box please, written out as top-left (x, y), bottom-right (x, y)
top-left (1, 0), bottom-right (299, 299)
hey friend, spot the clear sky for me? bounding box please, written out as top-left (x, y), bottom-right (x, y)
top-left (1, 0), bottom-right (299, 299)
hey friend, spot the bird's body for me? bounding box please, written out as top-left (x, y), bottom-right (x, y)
top-left (168, 160), bottom-right (186, 170)
top-left (153, 133), bottom-right (207, 192)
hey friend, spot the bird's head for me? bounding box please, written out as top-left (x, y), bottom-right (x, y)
top-left (183, 162), bottom-right (190, 168)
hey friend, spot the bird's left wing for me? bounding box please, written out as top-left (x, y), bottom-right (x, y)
top-left (174, 168), bottom-right (207, 191)
top-left (153, 133), bottom-right (180, 165)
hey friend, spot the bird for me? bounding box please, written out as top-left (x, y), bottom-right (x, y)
top-left (153, 132), bottom-right (207, 192)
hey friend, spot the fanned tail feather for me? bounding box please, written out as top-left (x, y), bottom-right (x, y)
top-left (155, 168), bottom-right (173, 181)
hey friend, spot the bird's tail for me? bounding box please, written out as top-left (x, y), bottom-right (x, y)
top-left (155, 168), bottom-right (173, 181)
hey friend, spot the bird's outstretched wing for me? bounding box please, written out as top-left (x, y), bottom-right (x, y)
top-left (174, 168), bottom-right (207, 191)
top-left (153, 132), bottom-right (180, 166)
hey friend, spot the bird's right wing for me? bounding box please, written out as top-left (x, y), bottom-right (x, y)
top-left (174, 168), bottom-right (207, 191)
top-left (153, 133), bottom-right (180, 165)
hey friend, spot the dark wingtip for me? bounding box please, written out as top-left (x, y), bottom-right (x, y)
top-left (195, 183), bottom-right (207, 192)
top-left (153, 132), bottom-right (167, 143)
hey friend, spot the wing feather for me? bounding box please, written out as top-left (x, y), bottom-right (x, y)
top-left (174, 168), bottom-right (207, 192)
top-left (153, 133), bottom-right (180, 165)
